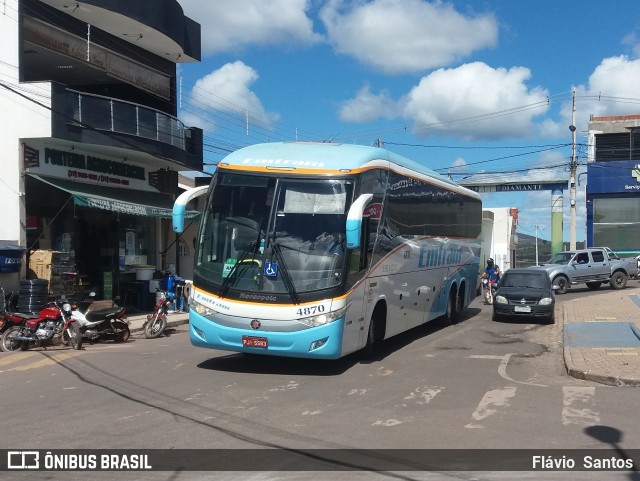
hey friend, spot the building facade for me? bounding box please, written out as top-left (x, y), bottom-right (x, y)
top-left (587, 115), bottom-right (640, 256)
top-left (480, 207), bottom-right (518, 272)
top-left (0, 0), bottom-right (202, 305)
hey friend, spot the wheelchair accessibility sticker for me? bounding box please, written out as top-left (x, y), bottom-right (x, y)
top-left (264, 262), bottom-right (278, 277)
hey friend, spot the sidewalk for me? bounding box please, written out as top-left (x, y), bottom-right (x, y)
top-left (126, 310), bottom-right (190, 334)
top-left (562, 282), bottom-right (640, 386)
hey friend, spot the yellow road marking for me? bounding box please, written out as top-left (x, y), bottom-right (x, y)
top-left (6, 351), bottom-right (83, 371)
top-left (0, 351), bottom-right (38, 367)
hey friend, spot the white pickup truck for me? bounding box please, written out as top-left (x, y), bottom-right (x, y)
top-left (529, 247), bottom-right (639, 294)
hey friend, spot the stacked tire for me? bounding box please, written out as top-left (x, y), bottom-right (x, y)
top-left (17, 279), bottom-right (49, 314)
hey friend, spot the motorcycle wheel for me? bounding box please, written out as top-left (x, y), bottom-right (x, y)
top-left (1, 326), bottom-right (28, 352)
top-left (144, 314), bottom-right (167, 339)
top-left (484, 290), bottom-right (493, 305)
top-left (66, 323), bottom-right (83, 350)
top-left (113, 321), bottom-right (130, 343)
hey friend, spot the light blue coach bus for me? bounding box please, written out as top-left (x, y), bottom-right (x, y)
top-left (173, 142), bottom-right (482, 359)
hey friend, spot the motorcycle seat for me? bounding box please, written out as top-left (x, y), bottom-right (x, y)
top-left (8, 312), bottom-right (41, 320)
top-left (85, 307), bottom-right (125, 322)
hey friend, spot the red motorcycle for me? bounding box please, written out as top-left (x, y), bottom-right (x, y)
top-left (0, 286), bottom-right (20, 335)
top-left (143, 290), bottom-right (174, 339)
top-left (0, 299), bottom-right (82, 352)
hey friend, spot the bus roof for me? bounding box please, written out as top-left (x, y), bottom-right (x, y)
top-left (217, 142), bottom-right (474, 195)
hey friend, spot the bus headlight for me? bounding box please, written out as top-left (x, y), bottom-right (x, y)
top-left (190, 297), bottom-right (219, 317)
top-left (298, 307), bottom-right (346, 327)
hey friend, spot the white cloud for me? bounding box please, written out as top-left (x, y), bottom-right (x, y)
top-left (320, 0), bottom-right (498, 74)
top-left (540, 55), bottom-right (640, 138)
top-left (338, 62), bottom-right (549, 140)
top-left (190, 61), bottom-right (280, 128)
top-left (178, 0), bottom-right (321, 55)
top-left (449, 157), bottom-right (468, 175)
top-left (179, 110), bottom-right (209, 131)
top-left (402, 62), bottom-right (550, 140)
top-left (622, 32), bottom-right (640, 58)
top-left (338, 85), bottom-right (399, 122)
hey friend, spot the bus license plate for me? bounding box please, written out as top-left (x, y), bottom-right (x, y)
top-left (242, 336), bottom-right (268, 348)
top-left (514, 305), bottom-right (531, 313)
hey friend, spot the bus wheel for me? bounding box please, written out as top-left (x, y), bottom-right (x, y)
top-left (444, 290), bottom-right (457, 325)
top-left (361, 306), bottom-right (385, 360)
top-left (455, 284), bottom-right (465, 322)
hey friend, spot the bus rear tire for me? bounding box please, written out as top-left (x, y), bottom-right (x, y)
top-left (445, 289), bottom-right (458, 325)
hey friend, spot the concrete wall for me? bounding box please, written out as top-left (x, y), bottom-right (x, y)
top-left (482, 207), bottom-right (517, 272)
top-left (1, 1), bottom-right (52, 290)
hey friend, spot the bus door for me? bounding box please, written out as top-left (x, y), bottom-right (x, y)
top-left (343, 209), bottom-right (379, 353)
top-left (342, 275), bottom-right (367, 354)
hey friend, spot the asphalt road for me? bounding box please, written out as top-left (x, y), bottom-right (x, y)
top-left (1, 289), bottom-right (640, 481)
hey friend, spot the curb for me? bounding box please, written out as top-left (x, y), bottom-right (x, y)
top-left (129, 316), bottom-right (190, 334)
top-left (562, 304), bottom-right (640, 387)
top-left (631, 323), bottom-right (640, 341)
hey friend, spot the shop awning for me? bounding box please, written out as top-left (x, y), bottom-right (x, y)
top-left (28, 174), bottom-right (200, 219)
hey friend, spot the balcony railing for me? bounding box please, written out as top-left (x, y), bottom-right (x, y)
top-left (66, 89), bottom-right (186, 150)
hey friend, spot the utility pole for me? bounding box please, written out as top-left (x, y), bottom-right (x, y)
top-left (534, 224), bottom-right (544, 266)
top-left (569, 88), bottom-right (577, 250)
top-left (535, 225), bottom-right (539, 266)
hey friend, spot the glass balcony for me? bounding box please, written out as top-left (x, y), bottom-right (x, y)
top-left (66, 89), bottom-right (186, 150)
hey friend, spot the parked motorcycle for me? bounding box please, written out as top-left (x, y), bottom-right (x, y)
top-left (481, 277), bottom-right (498, 305)
top-left (67, 293), bottom-right (130, 344)
top-left (0, 299), bottom-right (82, 351)
top-left (143, 290), bottom-right (174, 339)
top-left (0, 286), bottom-right (20, 335)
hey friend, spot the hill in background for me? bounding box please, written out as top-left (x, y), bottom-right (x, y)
top-left (515, 232), bottom-right (585, 268)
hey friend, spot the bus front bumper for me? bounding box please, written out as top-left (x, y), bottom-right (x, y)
top-left (189, 314), bottom-right (345, 360)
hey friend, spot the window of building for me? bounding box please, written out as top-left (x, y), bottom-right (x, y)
top-left (593, 198), bottom-right (640, 250)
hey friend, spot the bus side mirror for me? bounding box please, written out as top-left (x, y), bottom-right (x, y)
top-left (345, 194), bottom-right (373, 250)
top-left (172, 186), bottom-right (209, 233)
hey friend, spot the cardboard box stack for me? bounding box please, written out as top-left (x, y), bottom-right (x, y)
top-left (28, 250), bottom-right (78, 297)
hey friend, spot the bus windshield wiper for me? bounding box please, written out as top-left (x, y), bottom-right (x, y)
top-left (271, 242), bottom-right (300, 305)
top-left (219, 241), bottom-right (257, 297)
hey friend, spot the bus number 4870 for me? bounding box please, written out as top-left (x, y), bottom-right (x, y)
top-left (296, 305), bottom-right (325, 317)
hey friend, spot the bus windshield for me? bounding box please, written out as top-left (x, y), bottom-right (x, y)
top-left (195, 173), bottom-right (353, 297)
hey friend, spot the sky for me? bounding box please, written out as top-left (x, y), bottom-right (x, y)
top-left (174, 0), bottom-right (640, 242)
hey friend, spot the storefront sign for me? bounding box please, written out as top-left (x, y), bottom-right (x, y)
top-left (45, 148), bottom-right (145, 181)
top-left (24, 145), bottom-right (156, 192)
top-left (73, 196), bottom-right (198, 219)
top-left (464, 182), bottom-right (566, 193)
top-left (587, 161), bottom-right (640, 194)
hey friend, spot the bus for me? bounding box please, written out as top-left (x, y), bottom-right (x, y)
top-left (173, 142), bottom-right (482, 359)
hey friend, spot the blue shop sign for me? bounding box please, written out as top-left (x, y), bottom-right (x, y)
top-left (587, 160), bottom-right (640, 194)
top-left (0, 243), bottom-right (25, 273)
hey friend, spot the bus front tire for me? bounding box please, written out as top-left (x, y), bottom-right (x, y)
top-left (361, 306), bottom-right (386, 360)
